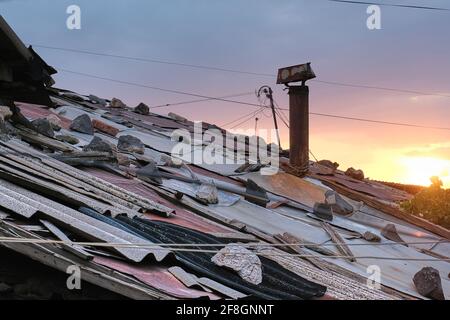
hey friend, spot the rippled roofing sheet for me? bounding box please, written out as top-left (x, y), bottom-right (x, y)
top-left (309, 164), bottom-right (412, 203)
top-left (94, 256), bottom-right (220, 300)
top-left (83, 168), bottom-right (231, 234)
top-left (0, 178), bottom-right (170, 262)
top-left (161, 182), bottom-right (449, 299)
top-left (241, 171), bottom-right (327, 208)
top-left (17, 103), bottom-right (72, 129)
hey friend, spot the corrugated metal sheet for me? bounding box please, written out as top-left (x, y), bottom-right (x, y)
top-left (168, 266), bottom-right (247, 299)
top-left (241, 171), bottom-right (327, 208)
top-left (309, 165), bottom-right (411, 203)
top-left (84, 167), bottom-right (236, 234)
top-left (2, 139), bottom-right (173, 215)
top-left (160, 186), bottom-right (449, 299)
top-left (7, 92), bottom-right (450, 300)
top-left (0, 178), bottom-right (170, 263)
top-left (94, 256), bottom-right (220, 300)
top-left (0, 158), bottom-right (138, 218)
top-left (18, 103), bottom-right (72, 129)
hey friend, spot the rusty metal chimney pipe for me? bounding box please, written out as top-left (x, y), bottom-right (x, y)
top-left (288, 85), bottom-right (309, 175)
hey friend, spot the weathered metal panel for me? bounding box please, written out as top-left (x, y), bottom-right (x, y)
top-left (168, 266), bottom-right (247, 299)
top-left (84, 167), bottom-right (233, 234)
top-left (1, 139), bottom-right (173, 215)
top-left (241, 171), bottom-right (327, 208)
top-left (94, 256), bottom-right (220, 300)
top-left (0, 178), bottom-right (170, 262)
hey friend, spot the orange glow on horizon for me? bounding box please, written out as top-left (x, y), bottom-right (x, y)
top-left (278, 135), bottom-right (450, 189)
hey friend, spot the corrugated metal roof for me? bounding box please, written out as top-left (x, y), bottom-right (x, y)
top-left (0, 178), bottom-right (170, 263)
top-left (94, 256), bottom-right (221, 300)
top-left (3, 90), bottom-right (449, 300)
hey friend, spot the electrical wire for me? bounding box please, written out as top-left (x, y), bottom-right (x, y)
top-left (59, 68), bottom-right (264, 108)
top-left (324, 0), bottom-right (450, 11)
top-left (229, 107), bottom-right (265, 129)
top-left (0, 236), bottom-right (445, 247)
top-left (220, 107), bottom-right (264, 128)
top-left (0, 237), bottom-right (448, 261)
top-left (312, 79), bottom-right (450, 98)
top-left (36, 45), bottom-right (450, 99)
top-left (33, 44), bottom-right (273, 77)
top-left (309, 112), bottom-right (450, 131)
top-left (59, 68), bottom-right (450, 132)
top-left (150, 92), bottom-right (255, 109)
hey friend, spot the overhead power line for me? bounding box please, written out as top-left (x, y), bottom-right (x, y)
top-left (59, 68), bottom-right (450, 132)
top-left (33, 44), bottom-right (273, 77)
top-left (325, 0), bottom-right (450, 11)
top-left (221, 107), bottom-right (264, 128)
top-left (35, 45), bottom-right (450, 99)
top-left (309, 112), bottom-right (450, 131)
top-left (59, 69), bottom-right (264, 108)
top-left (313, 80), bottom-right (450, 98)
top-left (230, 108), bottom-right (265, 129)
top-left (151, 92), bottom-right (255, 109)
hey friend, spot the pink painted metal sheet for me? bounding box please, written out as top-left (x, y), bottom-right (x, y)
top-left (84, 168), bottom-right (229, 233)
top-left (93, 256), bottom-right (221, 299)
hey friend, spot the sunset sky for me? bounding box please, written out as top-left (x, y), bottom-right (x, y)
top-left (2, 0), bottom-right (450, 187)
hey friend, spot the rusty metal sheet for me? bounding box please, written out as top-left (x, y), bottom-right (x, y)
top-left (0, 159), bottom-right (137, 218)
top-left (1, 140), bottom-right (173, 215)
top-left (94, 256), bottom-right (220, 300)
top-left (0, 178), bottom-right (170, 263)
top-left (117, 110), bottom-right (193, 130)
top-left (17, 103), bottom-right (72, 129)
top-left (84, 167), bottom-right (231, 234)
top-left (241, 172), bottom-right (327, 208)
top-left (168, 266), bottom-right (247, 299)
top-left (309, 166), bottom-right (411, 203)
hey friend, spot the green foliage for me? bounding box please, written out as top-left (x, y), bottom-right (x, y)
top-left (401, 177), bottom-right (450, 229)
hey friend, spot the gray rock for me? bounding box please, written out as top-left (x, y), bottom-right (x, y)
top-left (136, 161), bottom-right (162, 184)
top-left (362, 231), bottom-right (381, 242)
top-left (89, 95), bottom-right (107, 106)
top-left (70, 114), bottom-right (94, 135)
top-left (318, 160), bottom-right (339, 170)
top-left (196, 183), bottom-right (219, 204)
top-left (46, 114), bottom-right (62, 131)
top-left (381, 224), bottom-right (407, 245)
top-left (325, 190), bottom-right (354, 215)
top-left (117, 135), bottom-right (145, 154)
top-left (134, 102), bottom-right (149, 115)
top-left (116, 153), bottom-right (132, 166)
top-left (159, 154), bottom-right (183, 168)
top-left (110, 98), bottom-right (127, 108)
top-left (31, 118), bottom-right (55, 138)
top-left (0, 105), bottom-right (12, 120)
top-left (83, 136), bottom-right (114, 153)
top-left (211, 245), bottom-right (262, 285)
top-left (168, 112), bottom-right (187, 122)
top-left (55, 135), bottom-right (79, 145)
top-left (345, 167), bottom-right (365, 180)
top-left (313, 202), bottom-right (333, 221)
top-left (413, 267), bottom-right (445, 300)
